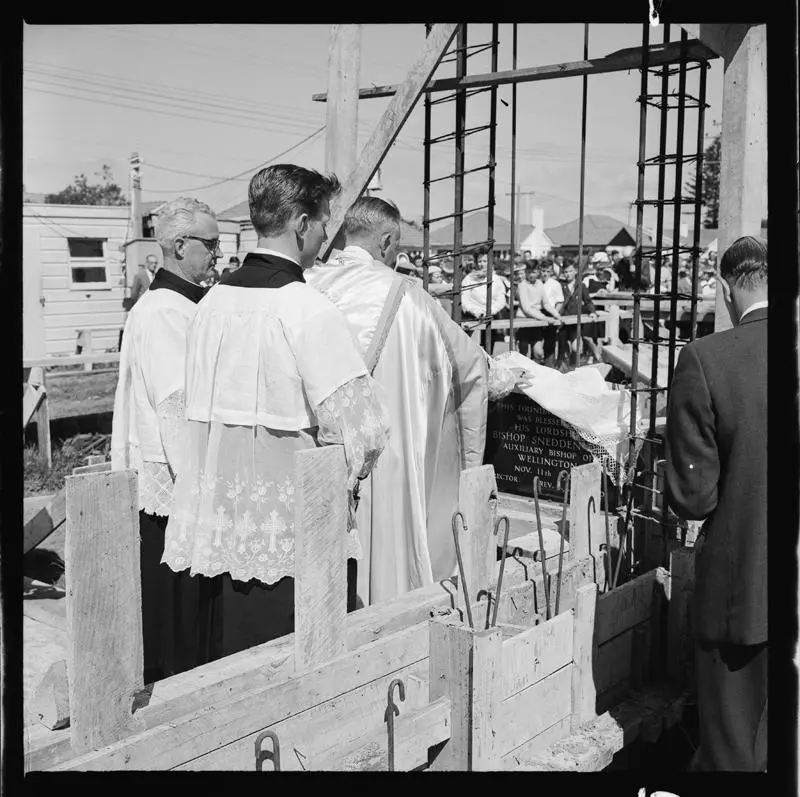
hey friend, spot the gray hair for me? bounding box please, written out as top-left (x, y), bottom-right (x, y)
top-left (343, 196), bottom-right (401, 239)
top-left (154, 197), bottom-right (216, 252)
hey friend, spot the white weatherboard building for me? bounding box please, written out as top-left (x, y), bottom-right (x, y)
top-left (23, 203), bottom-right (239, 360)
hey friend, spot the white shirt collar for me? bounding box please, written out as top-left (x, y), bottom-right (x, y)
top-left (253, 247), bottom-right (301, 267)
top-left (739, 300), bottom-right (768, 321)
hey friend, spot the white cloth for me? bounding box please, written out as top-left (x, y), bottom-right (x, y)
top-left (163, 279), bottom-right (391, 585)
top-left (307, 246), bottom-right (488, 604)
top-left (111, 287), bottom-right (196, 514)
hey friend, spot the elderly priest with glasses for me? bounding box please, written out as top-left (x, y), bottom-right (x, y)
top-left (111, 197), bottom-right (223, 683)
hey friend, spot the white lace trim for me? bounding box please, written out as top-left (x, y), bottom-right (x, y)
top-left (164, 375), bottom-right (389, 585)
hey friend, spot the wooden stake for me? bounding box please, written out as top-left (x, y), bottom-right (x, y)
top-left (35, 368), bottom-right (51, 468)
top-left (456, 465), bottom-right (498, 624)
top-left (293, 446), bottom-right (348, 673)
top-left (568, 462), bottom-right (601, 564)
top-left (65, 469), bottom-right (143, 754)
top-left (570, 582), bottom-right (598, 731)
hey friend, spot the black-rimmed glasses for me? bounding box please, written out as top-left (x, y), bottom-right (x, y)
top-left (183, 235), bottom-right (221, 254)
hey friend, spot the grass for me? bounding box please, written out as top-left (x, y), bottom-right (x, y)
top-left (46, 369), bottom-right (119, 419)
top-left (24, 440), bottom-right (94, 497)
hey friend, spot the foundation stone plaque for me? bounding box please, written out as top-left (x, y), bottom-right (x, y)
top-left (485, 391), bottom-right (594, 502)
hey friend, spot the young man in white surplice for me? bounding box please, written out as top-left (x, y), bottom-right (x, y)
top-left (163, 165), bottom-right (390, 656)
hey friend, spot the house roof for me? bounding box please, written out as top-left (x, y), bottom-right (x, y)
top-left (429, 210), bottom-right (533, 250)
top-left (545, 214), bottom-right (638, 248)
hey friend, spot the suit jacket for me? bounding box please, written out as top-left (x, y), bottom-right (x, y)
top-left (665, 306), bottom-right (767, 645)
top-left (560, 280), bottom-right (596, 316)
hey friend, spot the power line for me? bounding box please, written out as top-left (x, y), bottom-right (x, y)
top-left (25, 84), bottom-right (321, 139)
top-left (24, 76), bottom-right (323, 138)
top-left (24, 67), bottom-right (326, 132)
top-left (142, 126), bottom-right (326, 193)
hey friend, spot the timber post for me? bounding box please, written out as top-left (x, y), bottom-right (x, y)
top-left (428, 616), bottom-right (503, 770)
top-left (64, 469), bottom-right (144, 755)
top-left (293, 446), bottom-right (349, 672)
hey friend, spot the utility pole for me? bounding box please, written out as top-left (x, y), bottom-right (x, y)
top-left (129, 152), bottom-right (142, 239)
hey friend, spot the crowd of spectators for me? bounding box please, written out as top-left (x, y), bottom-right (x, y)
top-left (395, 244), bottom-right (721, 370)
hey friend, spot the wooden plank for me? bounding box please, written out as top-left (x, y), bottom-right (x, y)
top-left (596, 624), bottom-right (634, 695)
top-left (501, 716), bottom-right (571, 769)
top-left (471, 627), bottom-right (502, 770)
top-left (32, 660), bottom-right (70, 731)
top-left (322, 23), bottom-right (459, 260)
top-left (318, 695), bottom-right (451, 771)
top-left (494, 553), bottom-right (594, 627)
top-left (716, 24), bottom-right (767, 333)
top-left (24, 488), bottom-right (66, 554)
top-left (293, 447), bottom-right (348, 672)
top-left (501, 610), bottom-right (573, 700)
top-left (86, 454), bottom-right (106, 466)
top-left (427, 617), bottom-right (472, 771)
top-left (667, 547), bottom-right (695, 680)
top-left (27, 554), bottom-right (592, 771)
top-left (71, 462), bottom-right (112, 476)
top-left (514, 683), bottom-right (691, 771)
top-left (23, 352), bottom-right (121, 368)
top-left (497, 664), bottom-right (572, 757)
top-left (595, 568), bottom-right (659, 645)
top-left (456, 465), bottom-right (498, 620)
top-left (325, 24), bottom-right (361, 183)
top-left (49, 620), bottom-right (430, 771)
top-left (65, 470), bottom-right (144, 755)
top-left (568, 462), bottom-right (601, 564)
top-left (177, 661), bottom-right (429, 770)
top-left (36, 368), bottom-right (52, 468)
top-left (23, 383), bottom-right (46, 429)
top-left (312, 39), bottom-right (718, 101)
top-left (570, 583), bottom-right (598, 731)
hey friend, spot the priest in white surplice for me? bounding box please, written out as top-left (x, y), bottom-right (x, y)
top-left (307, 197), bottom-right (495, 605)
top-left (163, 166), bottom-right (390, 655)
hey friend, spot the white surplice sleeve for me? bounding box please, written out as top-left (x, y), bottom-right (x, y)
top-left (315, 375), bottom-right (391, 492)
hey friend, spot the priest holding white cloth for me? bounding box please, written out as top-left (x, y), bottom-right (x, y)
top-left (307, 197), bottom-right (491, 605)
top-left (163, 165), bottom-right (390, 656)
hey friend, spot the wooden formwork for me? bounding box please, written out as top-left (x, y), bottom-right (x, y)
top-left (24, 459), bottom-right (694, 772)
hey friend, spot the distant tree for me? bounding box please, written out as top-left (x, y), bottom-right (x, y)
top-left (684, 135), bottom-right (720, 229)
top-left (45, 165), bottom-right (127, 206)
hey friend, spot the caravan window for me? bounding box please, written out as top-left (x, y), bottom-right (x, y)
top-left (68, 238), bottom-right (109, 288)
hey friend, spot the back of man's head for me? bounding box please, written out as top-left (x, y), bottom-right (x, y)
top-left (720, 235), bottom-right (767, 291)
top-left (343, 196), bottom-right (401, 240)
top-left (249, 164), bottom-right (341, 238)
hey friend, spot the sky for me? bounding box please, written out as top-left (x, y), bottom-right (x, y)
top-left (23, 23), bottom-right (724, 233)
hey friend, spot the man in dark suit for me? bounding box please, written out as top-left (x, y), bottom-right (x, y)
top-left (665, 235), bottom-right (767, 771)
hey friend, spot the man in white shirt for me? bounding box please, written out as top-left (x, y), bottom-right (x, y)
top-left (164, 165), bottom-right (390, 655)
top-left (111, 197), bottom-right (221, 683)
top-left (516, 261), bottom-right (563, 361)
top-left (307, 197), bottom-right (490, 605)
